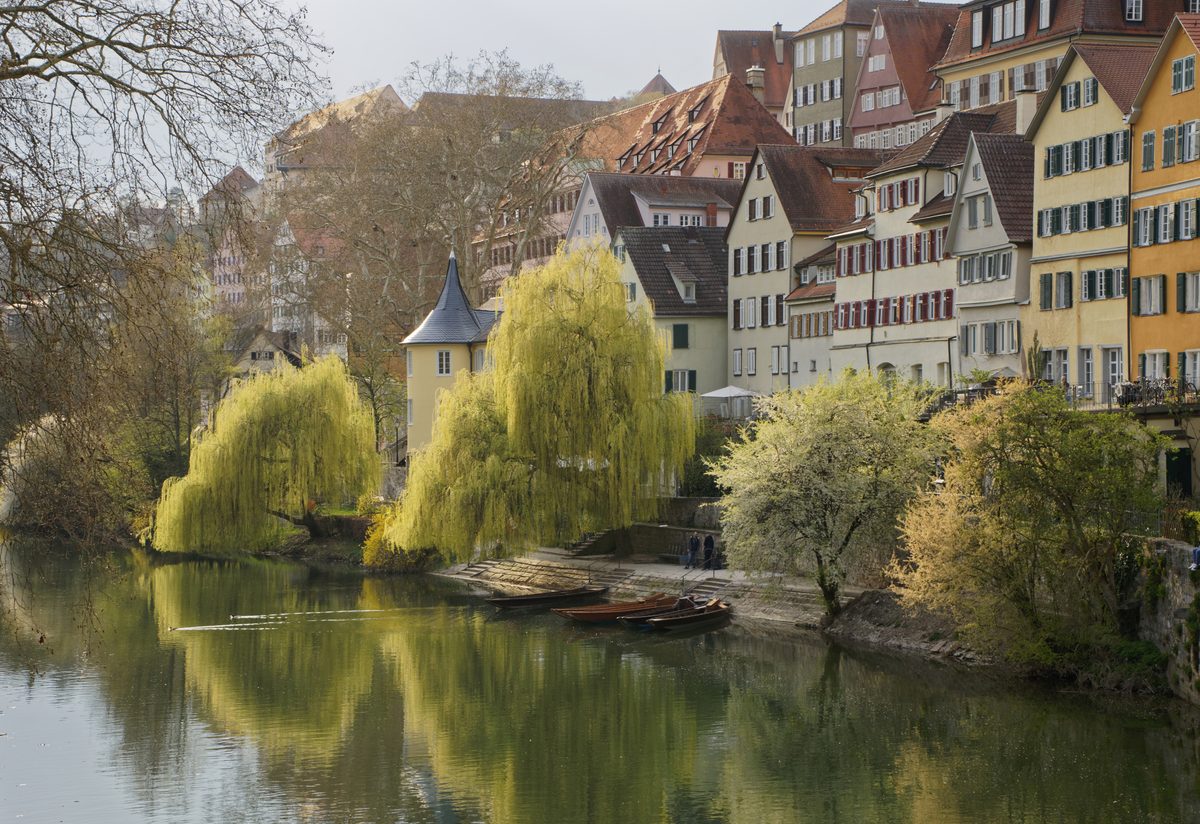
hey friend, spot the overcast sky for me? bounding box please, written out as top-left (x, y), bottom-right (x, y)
top-left (297, 0), bottom-right (955, 104)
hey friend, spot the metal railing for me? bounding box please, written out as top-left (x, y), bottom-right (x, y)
top-left (924, 379), bottom-right (1200, 416)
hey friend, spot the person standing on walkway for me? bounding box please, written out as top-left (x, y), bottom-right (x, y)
top-left (702, 533), bottom-right (715, 570)
top-left (685, 532), bottom-right (701, 569)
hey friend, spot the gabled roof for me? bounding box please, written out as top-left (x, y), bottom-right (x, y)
top-left (785, 281), bottom-right (837, 302)
top-left (201, 166), bottom-right (259, 204)
top-left (619, 226), bottom-right (727, 317)
top-left (1130, 14), bottom-right (1200, 123)
top-left (276, 85), bottom-right (408, 143)
top-left (911, 192), bottom-right (955, 222)
top-left (972, 133), bottom-right (1034, 243)
top-left (404, 254), bottom-right (491, 345)
top-left (936, 0), bottom-right (1175, 72)
top-left (869, 101), bottom-right (1016, 178)
top-left (1024, 43), bottom-right (1155, 136)
top-left (585, 172), bottom-right (742, 235)
top-left (875, 3), bottom-right (961, 114)
top-left (640, 72), bottom-right (678, 96)
top-left (757, 145), bottom-right (891, 232)
top-left (795, 0), bottom-right (916, 36)
top-left (574, 75), bottom-right (793, 176)
top-left (714, 29), bottom-right (795, 110)
top-left (228, 326), bottom-right (302, 368)
top-left (412, 92), bottom-right (611, 128)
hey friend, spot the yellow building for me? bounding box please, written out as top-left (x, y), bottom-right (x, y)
top-left (1022, 43), bottom-right (1157, 401)
top-left (1128, 14), bottom-right (1200, 387)
top-left (933, 1), bottom-right (1172, 113)
top-left (402, 254), bottom-right (498, 455)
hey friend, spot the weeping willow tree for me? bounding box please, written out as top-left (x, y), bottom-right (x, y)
top-left (154, 356), bottom-right (378, 554)
top-left (368, 244), bottom-right (695, 566)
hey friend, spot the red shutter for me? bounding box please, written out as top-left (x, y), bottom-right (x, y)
top-left (728, 162), bottom-right (735, 177)
top-left (901, 236), bottom-right (909, 266)
top-left (881, 297), bottom-right (891, 325)
top-left (944, 288), bottom-right (955, 319)
top-left (865, 299), bottom-right (876, 326)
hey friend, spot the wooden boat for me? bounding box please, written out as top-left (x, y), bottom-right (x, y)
top-left (617, 597), bottom-right (703, 629)
top-left (551, 592), bottom-right (676, 624)
top-left (645, 599), bottom-right (731, 632)
top-left (485, 585), bottom-right (608, 609)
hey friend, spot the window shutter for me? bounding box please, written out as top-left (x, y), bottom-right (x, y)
top-left (1040, 273), bottom-right (1053, 310)
top-left (961, 329), bottom-right (970, 357)
top-left (1179, 273), bottom-right (1187, 313)
top-left (1044, 150), bottom-right (1052, 178)
top-left (1081, 270), bottom-right (1091, 301)
top-left (1132, 209), bottom-right (1141, 245)
top-left (1060, 86), bottom-right (1068, 111)
top-left (1159, 274), bottom-right (1169, 310)
top-left (1138, 353), bottom-right (1146, 379)
top-left (665, 371), bottom-right (673, 392)
top-left (1165, 352), bottom-right (1172, 379)
top-left (984, 322), bottom-right (996, 355)
top-left (688, 370), bottom-right (697, 391)
top-left (1131, 277), bottom-right (1141, 316)
top-left (727, 162), bottom-right (735, 177)
top-left (1063, 272), bottom-right (1073, 308)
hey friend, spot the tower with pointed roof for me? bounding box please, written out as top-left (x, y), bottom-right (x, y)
top-left (403, 252), bottom-right (500, 453)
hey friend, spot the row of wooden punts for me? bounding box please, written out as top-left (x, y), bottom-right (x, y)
top-left (483, 587), bottom-right (731, 633)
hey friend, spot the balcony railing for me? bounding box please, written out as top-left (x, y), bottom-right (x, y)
top-left (923, 378), bottom-right (1200, 417)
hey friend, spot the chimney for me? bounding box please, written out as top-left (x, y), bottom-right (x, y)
top-left (746, 66), bottom-right (766, 104)
top-left (1015, 88), bottom-right (1038, 137)
top-left (934, 101), bottom-right (954, 124)
top-left (705, 202), bottom-right (718, 227)
top-left (773, 23), bottom-right (784, 63)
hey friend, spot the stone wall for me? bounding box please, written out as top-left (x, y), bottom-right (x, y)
top-left (656, 497), bottom-right (722, 529)
top-left (1140, 538), bottom-right (1200, 706)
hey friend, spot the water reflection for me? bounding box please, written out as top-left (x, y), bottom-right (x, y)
top-left (1, 543), bottom-right (1198, 823)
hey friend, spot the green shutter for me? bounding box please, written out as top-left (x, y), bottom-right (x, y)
top-left (1179, 273), bottom-right (1187, 313)
top-left (687, 370), bottom-right (697, 392)
top-left (1132, 277), bottom-right (1141, 316)
top-left (664, 371), bottom-right (673, 392)
top-left (1065, 271), bottom-right (1073, 308)
top-left (1040, 273), bottom-right (1053, 310)
top-left (672, 323), bottom-right (689, 349)
top-left (1139, 353), bottom-right (1147, 379)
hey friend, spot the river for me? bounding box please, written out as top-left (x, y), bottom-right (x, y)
top-left (1, 544), bottom-right (1198, 823)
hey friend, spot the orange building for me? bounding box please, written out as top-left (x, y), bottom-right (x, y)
top-left (1128, 14), bottom-right (1200, 387)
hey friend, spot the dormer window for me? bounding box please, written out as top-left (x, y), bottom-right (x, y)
top-left (652, 113), bottom-right (669, 134)
top-left (1039, 0), bottom-right (1050, 29)
top-left (682, 283), bottom-right (696, 303)
top-left (944, 170), bottom-right (958, 197)
top-left (1124, 0), bottom-right (1142, 22)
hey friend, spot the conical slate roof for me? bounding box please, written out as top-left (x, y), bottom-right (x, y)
top-left (403, 253), bottom-right (484, 345)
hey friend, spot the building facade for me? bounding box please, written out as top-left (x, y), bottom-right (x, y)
top-left (786, 244), bottom-right (837, 387)
top-left (948, 132), bottom-right (1034, 379)
top-left (566, 173), bottom-right (740, 249)
top-left (1023, 43), bottom-right (1156, 400)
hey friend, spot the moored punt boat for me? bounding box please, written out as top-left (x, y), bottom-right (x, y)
top-left (645, 600), bottom-right (731, 632)
top-left (485, 585), bottom-right (608, 610)
top-left (551, 592), bottom-right (676, 624)
top-left (616, 597), bottom-right (703, 630)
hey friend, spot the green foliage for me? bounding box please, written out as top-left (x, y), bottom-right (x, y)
top-left (708, 371), bottom-right (940, 614)
top-left (153, 356), bottom-right (378, 555)
top-left (368, 245), bottom-right (695, 565)
top-left (679, 416), bottom-right (738, 498)
top-left (893, 383), bottom-right (1167, 678)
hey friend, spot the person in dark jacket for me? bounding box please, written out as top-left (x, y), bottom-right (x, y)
top-left (685, 532), bottom-right (701, 569)
top-left (702, 533), bottom-right (715, 570)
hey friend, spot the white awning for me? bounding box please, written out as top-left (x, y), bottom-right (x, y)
top-left (700, 385), bottom-right (764, 399)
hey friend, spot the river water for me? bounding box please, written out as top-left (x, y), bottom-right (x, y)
top-left (1, 545), bottom-right (1198, 823)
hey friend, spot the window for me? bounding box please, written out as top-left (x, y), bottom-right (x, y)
top-left (625, 282), bottom-right (637, 302)
top-left (1125, 0), bottom-right (1142, 23)
top-left (1180, 272), bottom-right (1200, 313)
top-left (875, 24), bottom-right (884, 39)
top-left (1133, 275), bottom-right (1165, 316)
top-left (861, 92), bottom-right (875, 112)
top-left (436, 350), bottom-right (451, 375)
top-left (822, 35), bottom-right (831, 62)
top-left (1083, 77), bottom-right (1098, 106)
top-left (731, 162), bottom-right (746, 179)
top-left (733, 348), bottom-right (742, 376)
top-left (405, 349), bottom-right (413, 376)
top-left (857, 32), bottom-right (869, 57)
top-left (748, 199), bottom-right (759, 221)
top-left (868, 54), bottom-right (886, 72)
top-left (1060, 81), bottom-right (1079, 111)
top-left (807, 39), bottom-right (815, 65)
top-left (776, 240), bottom-right (788, 271)
top-left (1054, 271), bottom-right (1073, 309)
top-left (1141, 351), bottom-right (1168, 380)
top-left (972, 11), bottom-right (984, 47)
top-left (1172, 56), bottom-right (1196, 94)
top-left (652, 212), bottom-right (670, 227)
top-left (747, 348), bottom-right (757, 376)
top-left (762, 195), bottom-right (774, 218)
top-left (1159, 203), bottom-right (1175, 244)
top-left (755, 162), bottom-right (765, 180)
top-left (834, 33), bottom-right (843, 59)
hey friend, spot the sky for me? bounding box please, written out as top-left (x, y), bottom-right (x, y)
top-left (295, 0), bottom-right (898, 104)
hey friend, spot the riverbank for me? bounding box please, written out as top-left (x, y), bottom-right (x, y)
top-left (434, 547), bottom-right (985, 666)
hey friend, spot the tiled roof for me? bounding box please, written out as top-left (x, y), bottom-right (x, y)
top-left (715, 30), bottom-right (795, 110)
top-left (413, 92), bottom-right (611, 129)
top-left (202, 166), bottom-right (259, 202)
top-left (828, 216), bottom-right (874, 237)
top-left (973, 133), bottom-right (1034, 243)
top-left (794, 242), bottom-right (838, 269)
top-left (276, 85), bottom-right (408, 143)
top-left (574, 75), bottom-right (793, 176)
top-left (758, 145), bottom-right (891, 232)
top-left (640, 73), bottom-right (677, 96)
top-left (869, 101), bottom-right (1016, 178)
top-left (404, 254), bottom-right (486, 345)
top-left (876, 4), bottom-right (961, 113)
top-left (586, 173), bottom-right (742, 235)
top-left (785, 281), bottom-right (837, 302)
top-left (911, 192), bottom-right (955, 222)
top-left (620, 226), bottom-right (728, 317)
top-left (794, 0), bottom-right (915, 37)
top-left (936, 0), bottom-right (1175, 71)
top-left (1073, 43), bottom-right (1158, 114)
top-left (1183, 13), bottom-right (1200, 49)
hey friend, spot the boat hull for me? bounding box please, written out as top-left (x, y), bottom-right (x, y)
top-left (552, 593), bottom-right (676, 624)
top-left (485, 585), bottom-right (608, 610)
top-left (645, 601), bottom-right (732, 632)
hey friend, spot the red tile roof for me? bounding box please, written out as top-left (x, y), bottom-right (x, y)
top-left (972, 133), bottom-right (1034, 243)
top-left (758, 145), bottom-right (892, 231)
top-left (910, 192), bottom-right (955, 222)
top-left (875, 3), bottom-right (961, 113)
top-left (640, 73), bottom-right (677, 96)
top-left (936, 0), bottom-right (1175, 72)
top-left (574, 75), bottom-right (794, 176)
top-left (794, 242), bottom-right (838, 269)
top-left (1183, 13), bottom-right (1200, 49)
top-left (786, 281), bottom-right (837, 301)
top-left (794, 0), bottom-right (917, 37)
top-left (585, 172), bottom-right (742, 235)
top-left (869, 99), bottom-right (1017, 178)
top-left (715, 30), bottom-right (795, 111)
top-left (1073, 43), bottom-right (1157, 114)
